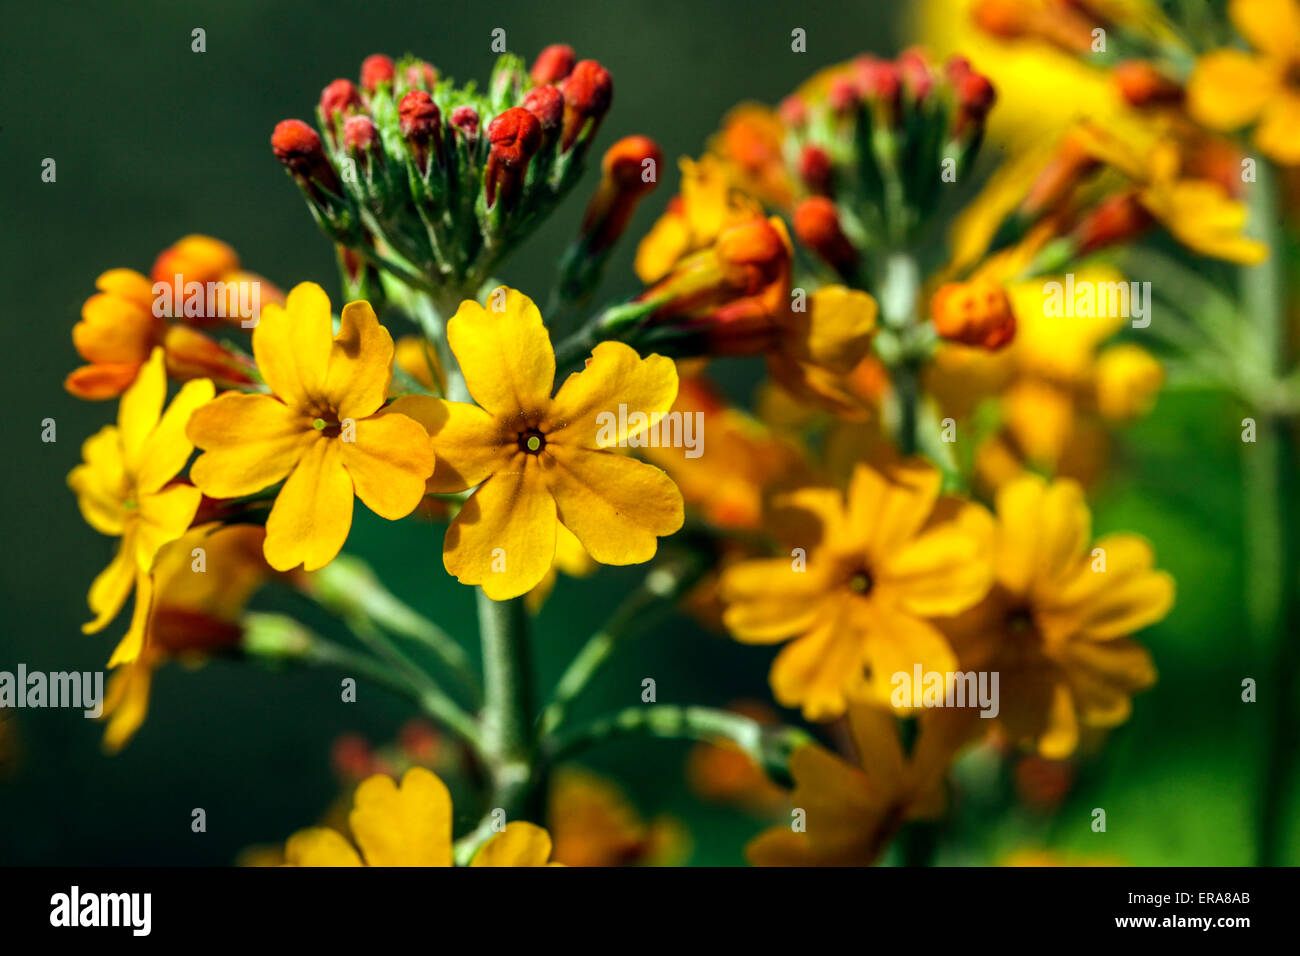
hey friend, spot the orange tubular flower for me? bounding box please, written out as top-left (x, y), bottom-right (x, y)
top-left (579, 135), bottom-right (663, 253)
top-left (66, 270), bottom-right (167, 399)
top-left (930, 278), bottom-right (1017, 349)
top-left (186, 282), bottom-right (435, 572)
top-left (794, 197), bottom-right (860, 275)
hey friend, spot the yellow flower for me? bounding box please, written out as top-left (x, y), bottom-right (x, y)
top-left (720, 460), bottom-right (993, 721)
top-left (634, 156), bottom-right (763, 284)
top-left (547, 767), bottom-right (689, 866)
top-left (1188, 0), bottom-right (1300, 165)
top-left (284, 766), bottom-right (559, 866)
top-left (747, 706), bottom-right (979, 865)
top-left (68, 347), bottom-right (213, 665)
top-left (396, 287), bottom-right (684, 601)
top-left (1094, 343), bottom-right (1164, 420)
top-left (945, 475), bottom-right (1173, 758)
top-left (100, 525), bottom-right (270, 752)
top-left (186, 282), bottom-right (434, 572)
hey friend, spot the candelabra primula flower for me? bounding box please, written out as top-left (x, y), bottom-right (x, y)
top-left (101, 525), bottom-right (271, 752)
top-left (68, 348), bottom-right (214, 665)
top-left (943, 475), bottom-right (1172, 758)
top-left (747, 706), bottom-right (980, 865)
top-left (1188, 0), bottom-right (1300, 165)
top-left (394, 287), bottom-right (684, 600)
top-left (720, 460), bottom-right (994, 721)
top-left (546, 767), bottom-right (689, 866)
top-left (186, 282), bottom-right (435, 572)
top-left (285, 766), bottom-right (560, 866)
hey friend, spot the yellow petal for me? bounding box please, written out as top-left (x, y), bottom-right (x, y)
top-left (100, 661), bottom-right (154, 754)
top-left (136, 378), bottom-right (215, 495)
top-left (1187, 49), bottom-right (1274, 130)
top-left (844, 704), bottom-right (905, 786)
top-left (541, 447), bottom-right (683, 566)
top-left (263, 439), bottom-right (354, 571)
top-left (188, 393), bottom-right (313, 498)
top-left (284, 827), bottom-right (364, 867)
top-left (324, 300), bottom-right (394, 420)
top-left (349, 767), bottom-right (453, 867)
top-left (634, 207), bottom-right (692, 284)
top-left (1038, 682), bottom-right (1080, 759)
top-left (770, 597), bottom-right (867, 720)
top-left (860, 601), bottom-right (959, 706)
top-left (849, 461), bottom-right (942, 561)
top-left (134, 483), bottom-right (203, 570)
top-left (83, 533), bottom-right (137, 633)
top-left (252, 282), bottom-right (334, 410)
top-left (68, 426), bottom-right (127, 535)
top-left (471, 821), bottom-right (556, 866)
top-left (879, 516), bottom-right (993, 617)
top-left (118, 348), bottom-right (166, 472)
top-left (1230, 0), bottom-right (1300, 58)
top-left (391, 395), bottom-right (509, 493)
top-left (549, 341), bottom-right (679, 447)
top-left (1043, 534), bottom-right (1174, 642)
top-left (721, 558), bottom-right (832, 643)
top-left (995, 476), bottom-right (1090, 597)
top-left (446, 288), bottom-right (555, 419)
top-left (444, 459), bottom-right (557, 599)
top-left (340, 412), bottom-right (435, 519)
top-left (789, 286), bottom-right (878, 373)
top-left (107, 568), bottom-right (154, 666)
top-left (1256, 93), bottom-right (1300, 164)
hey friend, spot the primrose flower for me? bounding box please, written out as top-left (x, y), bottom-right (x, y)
top-left (944, 475), bottom-right (1173, 757)
top-left (394, 287), bottom-right (684, 600)
top-left (186, 282), bottom-right (435, 572)
top-left (546, 767), bottom-right (689, 866)
top-left (720, 460), bottom-right (993, 721)
top-left (67, 348), bottom-right (214, 664)
top-left (101, 525), bottom-right (271, 752)
top-left (747, 706), bottom-right (980, 865)
top-left (285, 766), bottom-right (560, 866)
top-left (1188, 0), bottom-right (1300, 165)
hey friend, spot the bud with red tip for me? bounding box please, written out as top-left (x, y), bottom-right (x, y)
top-left (272, 119), bottom-right (340, 196)
top-left (794, 197), bottom-right (859, 275)
top-left (163, 324), bottom-right (259, 387)
top-left (320, 79), bottom-right (363, 124)
top-left (930, 279), bottom-right (1016, 350)
top-left (360, 54), bottom-right (395, 93)
top-left (560, 60), bottom-right (613, 152)
top-left (897, 49), bottom-right (934, 102)
top-left (531, 43), bottom-right (576, 84)
top-left (450, 105), bottom-right (480, 142)
top-left (404, 60), bottom-right (439, 92)
top-left (797, 145), bottom-right (833, 195)
top-left (523, 85), bottom-right (564, 132)
top-left (484, 107), bottom-right (542, 208)
top-left (779, 94), bottom-right (808, 128)
top-left (1021, 130), bottom-right (1101, 219)
top-left (399, 90), bottom-right (443, 173)
top-left (1071, 191), bottom-right (1153, 255)
top-left (1113, 61), bottom-right (1183, 108)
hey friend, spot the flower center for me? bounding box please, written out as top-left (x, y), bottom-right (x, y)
top-left (312, 415), bottom-right (342, 438)
top-left (519, 428), bottom-right (546, 454)
top-left (1286, 60), bottom-right (1300, 92)
top-left (848, 569), bottom-right (874, 595)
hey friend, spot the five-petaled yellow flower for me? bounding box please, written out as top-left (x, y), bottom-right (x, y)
top-left (944, 475), bottom-right (1173, 757)
top-left (395, 287), bottom-right (685, 601)
top-left (720, 460), bottom-right (993, 721)
top-left (1188, 0), bottom-right (1300, 165)
top-left (68, 347), bottom-right (213, 665)
top-left (186, 282), bottom-right (434, 572)
top-left (285, 766), bottom-right (560, 866)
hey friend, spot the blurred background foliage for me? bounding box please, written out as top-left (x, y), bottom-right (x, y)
top-left (0, 0), bottom-right (1291, 865)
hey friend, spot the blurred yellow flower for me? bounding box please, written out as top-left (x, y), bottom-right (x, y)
top-left (68, 347), bottom-right (213, 665)
top-left (547, 767), bottom-right (689, 866)
top-left (721, 460), bottom-right (993, 720)
top-left (1188, 0), bottom-right (1300, 165)
top-left (945, 475), bottom-right (1172, 758)
top-left (187, 282), bottom-right (434, 572)
top-left (747, 706), bottom-right (979, 865)
top-left (395, 287), bottom-right (684, 600)
top-left (285, 766), bottom-right (559, 866)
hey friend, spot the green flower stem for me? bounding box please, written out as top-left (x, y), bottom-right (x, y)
top-left (879, 252), bottom-right (924, 456)
top-left (476, 589), bottom-right (535, 771)
top-left (538, 554), bottom-right (704, 737)
top-left (1244, 158), bottom-right (1299, 866)
top-left (308, 554), bottom-right (480, 701)
top-left (343, 611), bottom-right (483, 755)
top-left (546, 705), bottom-right (812, 788)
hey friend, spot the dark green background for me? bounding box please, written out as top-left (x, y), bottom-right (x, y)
top-left (0, 0), bottom-right (1292, 865)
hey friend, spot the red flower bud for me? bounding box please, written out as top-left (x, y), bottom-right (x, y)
top-left (793, 197), bottom-right (858, 273)
top-left (828, 76), bottom-right (859, 113)
top-left (343, 115), bottom-right (379, 151)
top-left (579, 135), bottom-right (662, 252)
top-left (778, 94), bottom-right (807, 127)
top-left (405, 60), bottom-right (439, 91)
top-left (797, 145), bottom-right (833, 194)
top-left (360, 54), bottom-right (395, 93)
top-left (485, 107), bottom-right (543, 207)
top-left (399, 90), bottom-right (440, 139)
top-left (931, 279), bottom-right (1016, 350)
top-left (1072, 191), bottom-right (1154, 255)
top-left (319, 79), bottom-right (362, 121)
top-left (531, 43), bottom-right (576, 85)
top-left (451, 105), bottom-right (480, 139)
top-left (561, 60), bottom-right (613, 151)
top-left (897, 49), bottom-right (934, 101)
top-left (522, 84), bottom-right (564, 130)
top-left (271, 120), bottom-right (338, 189)
top-left (1113, 60), bottom-right (1183, 107)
